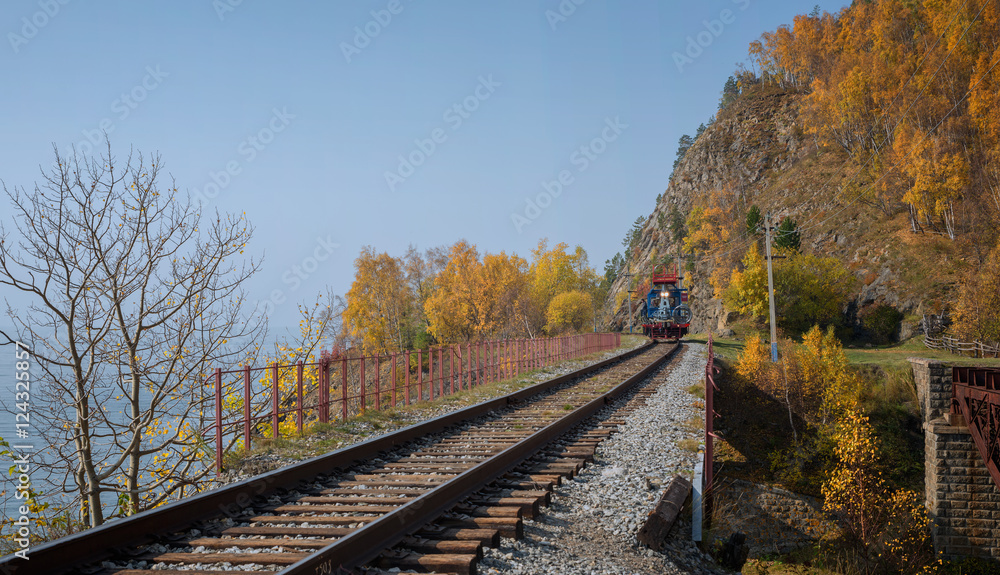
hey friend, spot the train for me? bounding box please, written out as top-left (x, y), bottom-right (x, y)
top-left (639, 263), bottom-right (691, 341)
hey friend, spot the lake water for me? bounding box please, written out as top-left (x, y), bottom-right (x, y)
top-left (0, 327), bottom-right (313, 525)
top-left (0, 340), bottom-right (35, 525)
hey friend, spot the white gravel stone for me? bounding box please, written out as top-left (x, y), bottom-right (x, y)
top-left (480, 343), bottom-right (731, 575)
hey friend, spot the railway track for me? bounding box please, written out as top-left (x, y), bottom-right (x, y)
top-left (2, 340), bottom-right (679, 575)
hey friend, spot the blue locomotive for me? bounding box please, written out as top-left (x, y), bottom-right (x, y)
top-left (640, 264), bottom-right (691, 340)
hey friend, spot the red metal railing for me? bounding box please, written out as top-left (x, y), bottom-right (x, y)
top-left (952, 366), bottom-right (1000, 489)
top-left (705, 334), bottom-right (719, 500)
top-left (204, 333), bottom-right (621, 473)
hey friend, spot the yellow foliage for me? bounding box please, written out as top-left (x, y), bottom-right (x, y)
top-left (953, 238), bottom-right (1000, 344)
top-left (545, 290), bottom-right (593, 335)
top-left (735, 326), bottom-right (858, 426)
top-left (735, 332), bottom-right (771, 385)
top-left (423, 239), bottom-right (598, 342)
top-left (343, 248), bottom-right (411, 354)
top-left (822, 409), bottom-right (935, 573)
top-left (425, 240), bottom-right (483, 343)
top-left (723, 243), bottom-right (768, 317)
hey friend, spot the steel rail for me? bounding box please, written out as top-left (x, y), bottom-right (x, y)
top-left (283, 342), bottom-right (678, 574)
top-left (0, 340), bottom-right (660, 575)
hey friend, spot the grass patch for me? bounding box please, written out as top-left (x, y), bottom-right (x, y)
top-left (677, 437), bottom-right (701, 452)
top-left (844, 336), bottom-right (1000, 369)
top-left (686, 378), bottom-right (705, 399)
top-left (681, 415), bottom-right (703, 433)
top-left (685, 333), bottom-right (745, 363)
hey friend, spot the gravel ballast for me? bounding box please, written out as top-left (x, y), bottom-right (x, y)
top-left (479, 343), bottom-right (729, 575)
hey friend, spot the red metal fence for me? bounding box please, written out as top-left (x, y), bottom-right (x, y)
top-left (952, 366), bottom-right (1000, 489)
top-left (705, 334), bottom-right (719, 501)
top-left (205, 333), bottom-right (621, 473)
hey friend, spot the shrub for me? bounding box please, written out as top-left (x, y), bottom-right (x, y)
top-left (859, 304), bottom-right (904, 345)
top-left (821, 410), bottom-right (936, 574)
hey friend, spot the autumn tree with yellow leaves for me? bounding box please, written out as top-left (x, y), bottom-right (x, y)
top-left (343, 239), bottom-right (602, 348)
top-left (735, 328), bottom-right (935, 573)
top-left (343, 247), bottom-right (413, 354)
top-left (530, 240), bottom-right (601, 335)
top-left (750, 0), bottom-right (1000, 237)
top-left (423, 241), bottom-right (489, 343)
top-left (953, 238), bottom-right (1000, 346)
top-left (724, 244), bottom-right (854, 335)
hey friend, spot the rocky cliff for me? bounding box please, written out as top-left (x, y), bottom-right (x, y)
top-left (606, 85), bottom-right (945, 338)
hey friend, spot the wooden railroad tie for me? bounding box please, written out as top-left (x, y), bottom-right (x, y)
top-left (637, 474), bottom-right (692, 551)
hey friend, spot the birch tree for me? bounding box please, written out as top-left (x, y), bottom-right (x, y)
top-left (0, 144), bottom-right (265, 527)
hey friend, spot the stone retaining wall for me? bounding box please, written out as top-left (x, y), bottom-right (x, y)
top-left (911, 358), bottom-right (1000, 560)
top-left (709, 478), bottom-right (835, 557)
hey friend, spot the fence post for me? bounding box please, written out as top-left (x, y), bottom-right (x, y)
top-left (341, 358), bottom-right (348, 422)
top-left (243, 365), bottom-right (251, 451)
top-left (392, 353), bottom-right (398, 408)
top-left (214, 368), bottom-right (222, 475)
top-left (500, 340), bottom-right (505, 381)
top-left (360, 356), bottom-right (367, 413)
top-left (418, 349), bottom-right (424, 401)
top-left (320, 361), bottom-right (330, 423)
top-left (516, 339), bottom-right (521, 377)
top-left (439, 347), bottom-right (445, 397)
top-left (405, 351), bottom-right (411, 405)
top-left (296, 362), bottom-right (303, 434)
top-left (509, 339), bottom-right (514, 377)
top-left (506, 340), bottom-right (511, 379)
top-left (375, 354), bottom-right (381, 411)
top-left (429, 348), bottom-right (435, 400)
top-left (319, 362), bottom-right (328, 424)
top-left (450, 346), bottom-right (456, 394)
top-left (706, 334), bottom-right (717, 519)
top-left (271, 363), bottom-right (279, 439)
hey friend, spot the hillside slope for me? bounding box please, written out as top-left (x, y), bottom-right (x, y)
top-left (607, 86), bottom-right (967, 338)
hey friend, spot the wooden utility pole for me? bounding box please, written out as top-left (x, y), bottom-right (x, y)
top-left (764, 213), bottom-right (778, 362)
top-left (676, 252), bottom-right (683, 289)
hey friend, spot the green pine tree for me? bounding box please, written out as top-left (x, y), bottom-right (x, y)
top-left (775, 216), bottom-right (801, 252)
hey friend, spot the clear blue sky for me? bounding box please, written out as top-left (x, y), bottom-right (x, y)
top-left (0, 0), bottom-right (848, 333)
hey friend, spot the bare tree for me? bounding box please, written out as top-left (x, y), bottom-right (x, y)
top-left (0, 143), bottom-right (265, 527)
